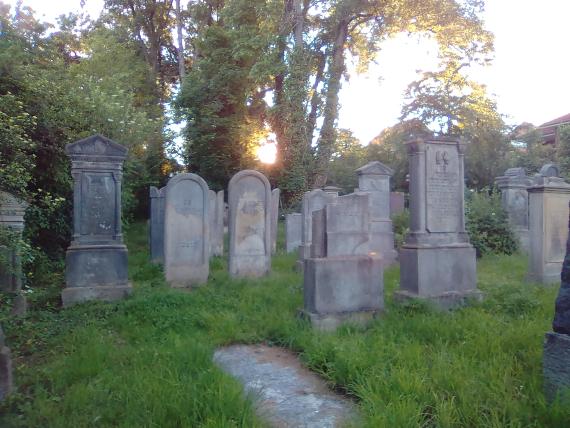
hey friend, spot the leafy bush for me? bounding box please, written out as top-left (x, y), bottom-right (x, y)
top-left (391, 209), bottom-right (410, 249)
top-left (465, 188), bottom-right (518, 257)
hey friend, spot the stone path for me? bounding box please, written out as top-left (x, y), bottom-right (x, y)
top-left (213, 344), bottom-right (356, 428)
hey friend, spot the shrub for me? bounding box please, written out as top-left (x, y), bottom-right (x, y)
top-left (465, 188), bottom-right (518, 257)
top-left (391, 209), bottom-right (410, 249)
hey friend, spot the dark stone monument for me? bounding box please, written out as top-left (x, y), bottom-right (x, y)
top-left (0, 325), bottom-right (12, 401)
top-left (149, 186), bottom-right (165, 264)
top-left (62, 135), bottom-right (132, 306)
top-left (544, 201), bottom-right (570, 402)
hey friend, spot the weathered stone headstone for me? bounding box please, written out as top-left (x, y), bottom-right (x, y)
top-left (62, 135), bottom-right (132, 306)
top-left (228, 170), bottom-right (271, 278)
top-left (164, 173), bottom-right (210, 287)
top-left (149, 186), bottom-right (165, 264)
top-left (0, 191), bottom-right (27, 295)
top-left (0, 325), bottom-right (12, 401)
top-left (527, 165), bottom-right (570, 284)
top-left (390, 192), bottom-right (405, 216)
top-left (495, 167), bottom-right (533, 252)
top-left (396, 137), bottom-right (479, 309)
top-left (543, 201), bottom-right (570, 402)
top-left (298, 190), bottom-right (337, 261)
top-left (285, 213), bottom-right (302, 253)
top-left (209, 190), bottom-right (224, 257)
top-left (303, 192), bottom-right (383, 331)
top-left (356, 161), bottom-right (398, 265)
top-left (271, 188), bottom-right (280, 254)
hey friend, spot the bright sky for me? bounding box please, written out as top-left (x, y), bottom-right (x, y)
top-left (6, 0), bottom-right (570, 145)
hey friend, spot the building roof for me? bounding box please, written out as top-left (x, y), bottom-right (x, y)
top-left (537, 113), bottom-right (570, 144)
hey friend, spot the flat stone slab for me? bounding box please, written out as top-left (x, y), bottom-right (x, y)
top-left (213, 344), bottom-right (356, 427)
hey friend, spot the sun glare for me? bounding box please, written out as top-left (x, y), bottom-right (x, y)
top-left (257, 141), bottom-right (277, 164)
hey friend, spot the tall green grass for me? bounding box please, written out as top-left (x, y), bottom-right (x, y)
top-left (1, 222), bottom-right (568, 427)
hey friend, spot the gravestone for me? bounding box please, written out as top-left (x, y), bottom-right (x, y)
top-left (271, 188), bottom-right (280, 254)
top-left (0, 191), bottom-right (27, 295)
top-left (228, 170), bottom-right (271, 278)
top-left (543, 201), bottom-right (570, 402)
top-left (527, 165), bottom-right (570, 284)
top-left (210, 190), bottom-right (224, 257)
top-left (285, 213), bottom-right (302, 253)
top-left (164, 173), bottom-right (210, 287)
top-left (495, 167), bottom-right (533, 252)
top-left (323, 185), bottom-right (342, 196)
top-left (356, 161), bottom-right (398, 265)
top-left (396, 137), bottom-right (479, 309)
top-left (0, 325), bottom-right (12, 401)
top-left (149, 186), bottom-right (165, 264)
top-left (390, 192), bottom-right (405, 216)
top-left (298, 190), bottom-right (338, 261)
top-left (303, 192), bottom-right (383, 331)
top-left (62, 135), bottom-right (132, 306)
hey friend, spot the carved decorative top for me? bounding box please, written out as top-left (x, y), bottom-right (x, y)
top-left (539, 163), bottom-right (560, 178)
top-left (504, 167), bottom-right (526, 177)
top-left (355, 161), bottom-right (393, 176)
top-left (0, 190), bottom-right (28, 222)
top-left (65, 134), bottom-right (128, 162)
top-left (149, 186), bottom-right (165, 198)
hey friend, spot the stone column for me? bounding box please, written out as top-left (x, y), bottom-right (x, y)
top-left (356, 161), bottom-right (398, 265)
top-left (228, 170), bottom-right (272, 278)
top-left (149, 186), bottom-right (165, 264)
top-left (0, 191), bottom-right (27, 295)
top-left (396, 137), bottom-right (479, 309)
top-left (62, 134), bottom-right (132, 306)
top-left (543, 201), bottom-right (570, 402)
top-left (495, 167), bottom-right (533, 253)
top-left (271, 188), bottom-right (280, 254)
top-left (527, 168), bottom-right (570, 284)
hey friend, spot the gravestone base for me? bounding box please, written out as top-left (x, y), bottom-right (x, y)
top-left (514, 228), bottom-right (530, 254)
top-left (166, 269), bottom-right (209, 288)
top-left (526, 269), bottom-right (562, 285)
top-left (229, 255), bottom-right (270, 279)
top-left (398, 245), bottom-right (478, 309)
top-left (543, 332), bottom-right (570, 403)
top-left (63, 245), bottom-right (131, 306)
top-left (301, 309), bottom-right (378, 332)
top-left (303, 256), bottom-right (383, 331)
top-left (394, 289), bottom-right (483, 310)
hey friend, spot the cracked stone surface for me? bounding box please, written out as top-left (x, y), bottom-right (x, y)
top-left (213, 344), bottom-right (356, 428)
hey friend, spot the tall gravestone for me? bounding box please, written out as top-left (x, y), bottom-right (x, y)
top-left (303, 192), bottom-right (383, 331)
top-left (0, 325), bottom-right (12, 401)
top-left (271, 188), bottom-right (280, 254)
top-left (396, 137), bottom-right (479, 309)
top-left (495, 167), bottom-right (533, 252)
top-left (298, 190), bottom-right (338, 262)
top-left (209, 190), bottom-right (224, 257)
top-left (527, 164), bottom-right (570, 284)
top-left (149, 186), bottom-right (165, 264)
top-left (543, 201), bottom-right (570, 403)
top-left (356, 161), bottom-right (397, 265)
top-left (164, 173), bottom-right (210, 287)
top-left (285, 213), bottom-right (302, 253)
top-left (228, 170), bottom-right (271, 278)
top-left (0, 191), bottom-right (27, 294)
top-left (62, 135), bottom-right (132, 306)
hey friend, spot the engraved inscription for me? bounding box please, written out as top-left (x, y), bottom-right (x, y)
top-left (235, 190), bottom-right (265, 255)
top-left (426, 146), bottom-right (460, 233)
top-left (80, 173), bottom-right (115, 236)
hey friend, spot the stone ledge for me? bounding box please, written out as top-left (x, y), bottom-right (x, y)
top-left (543, 331), bottom-right (570, 403)
top-left (393, 289), bottom-right (484, 311)
top-left (62, 284), bottom-right (133, 307)
top-left (299, 309), bottom-right (379, 332)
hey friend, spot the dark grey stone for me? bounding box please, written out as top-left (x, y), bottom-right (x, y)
top-left (270, 188), bottom-right (280, 254)
top-left (390, 192), bottom-right (405, 215)
top-left (553, 202), bottom-right (570, 334)
top-left (62, 135), bottom-right (132, 306)
top-left (149, 186), bottom-right (165, 264)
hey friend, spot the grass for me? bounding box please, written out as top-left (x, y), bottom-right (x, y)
top-left (1, 221), bottom-right (569, 427)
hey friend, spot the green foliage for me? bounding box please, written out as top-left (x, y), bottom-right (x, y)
top-left (556, 124), bottom-right (570, 180)
top-left (1, 222), bottom-right (569, 426)
top-left (465, 189), bottom-right (518, 257)
top-left (326, 129), bottom-right (367, 192)
top-left (391, 210), bottom-right (410, 250)
top-left (511, 129), bottom-right (556, 175)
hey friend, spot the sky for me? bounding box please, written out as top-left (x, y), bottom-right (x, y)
top-left (5, 0), bottom-right (570, 145)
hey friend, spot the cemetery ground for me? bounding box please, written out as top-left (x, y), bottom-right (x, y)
top-left (0, 223), bottom-right (569, 427)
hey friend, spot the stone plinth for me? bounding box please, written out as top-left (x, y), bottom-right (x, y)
top-left (395, 137), bottom-right (479, 309)
top-left (164, 173), bottom-right (210, 287)
top-left (271, 188), bottom-right (280, 254)
top-left (527, 173), bottom-right (570, 284)
top-left (62, 135), bottom-right (132, 306)
top-left (149, 186), bottom-right (165, 264)
top-left (356, 161), bottom-right (397, 265)
top-left (0, 191), bottom-right (27, 294)
top-left (228, 170), bottom-right (271, 278)
top-left (285, 213), bottom-right (302, 253)
top-left (495, 167), bottom-right (533, 253)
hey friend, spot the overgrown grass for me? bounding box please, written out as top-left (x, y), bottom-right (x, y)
top-left (1, 222), bottom-right (569, 427)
